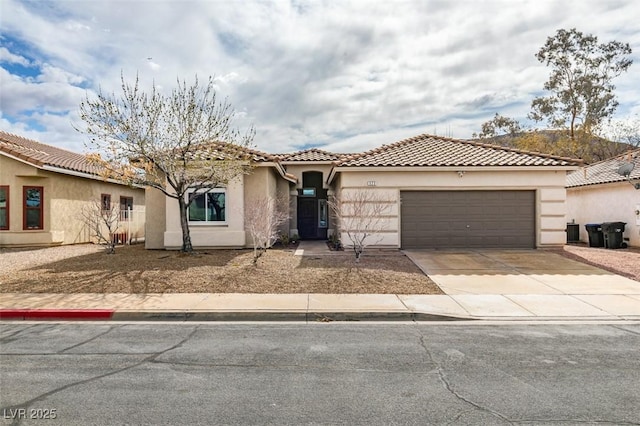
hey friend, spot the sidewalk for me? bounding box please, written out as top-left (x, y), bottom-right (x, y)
top-left (2, 241), bottom-right (640, 322)
top-left (2, 292), bottom-right (640, 321)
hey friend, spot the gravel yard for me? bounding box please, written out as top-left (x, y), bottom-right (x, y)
top-left (1, 243), bottom-right (638, 295)
top-left (0, 244), bottom-right (443, 294)
top-left (551, 244), bottom-right (640, 282)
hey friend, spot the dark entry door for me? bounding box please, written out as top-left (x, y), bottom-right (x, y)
top-left (298, 198), bottom-right (317, 239)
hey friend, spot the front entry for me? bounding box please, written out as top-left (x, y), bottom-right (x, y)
top-left (297, 171), bottom-right (328, 240)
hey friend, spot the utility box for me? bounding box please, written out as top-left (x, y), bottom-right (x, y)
top-left (566, 223), bottom-right (580, 243)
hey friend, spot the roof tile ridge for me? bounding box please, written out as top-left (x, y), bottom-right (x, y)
top-left (460, 138), bottom-right (583, 165)
top-left (0, 130), bottom-right (53, 154)
top-left (582, 148), bottom-right (640, 168)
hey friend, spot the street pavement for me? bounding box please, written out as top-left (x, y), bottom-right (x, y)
top-left (1, 241), bottom-right (640, 321)
top-left (1, 323), bottom-right (639, 425)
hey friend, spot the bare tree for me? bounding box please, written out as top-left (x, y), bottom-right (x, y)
top-left (329, 190), bottom-right (392, 263)
top-left (79, 199), bottom-right (121, 254)
top-left (245, 195), bottom-right (289, 265)
top-left (77, 73), bottom-right (254, 252)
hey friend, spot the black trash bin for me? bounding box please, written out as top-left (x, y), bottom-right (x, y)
top-left (602, 222), bottom-right (626, 249)
top-left (584, 224), bottom-right (604, 247)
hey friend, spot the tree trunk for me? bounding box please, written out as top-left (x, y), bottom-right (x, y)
top-left (178, 197), bottom-right (193, 252)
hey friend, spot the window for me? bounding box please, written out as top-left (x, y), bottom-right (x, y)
top-left (301, 188), bottom-right (316, 197)
top-left (101, 194), bottom-right (111, 211)
top-left (23, 186), bottom-right (43, 230)
top-left (318, 199), bottom-right (328, 228)
top-left (188, 189), bottom-right (226, 223)
top-left (0, 186), bottom-right (8, 230)
top-left (120, 196), bottom-right (133, 220)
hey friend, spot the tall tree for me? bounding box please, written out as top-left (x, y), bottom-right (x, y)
top-left (528, 28), bottom-right (632, 140)
top-left (78, 74), bottom-right (254, 252)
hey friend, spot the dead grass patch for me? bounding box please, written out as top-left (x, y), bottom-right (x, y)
top-left (0, 244), bottom-right (443, 294)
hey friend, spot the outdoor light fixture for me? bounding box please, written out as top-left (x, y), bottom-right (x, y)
top-left (616, 161), bottom-right (640, 190)
top-left (457, 171), bottom-right (466, 178)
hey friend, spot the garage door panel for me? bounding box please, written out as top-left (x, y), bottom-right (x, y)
top-left (401, 190), bottom-right (535, 249)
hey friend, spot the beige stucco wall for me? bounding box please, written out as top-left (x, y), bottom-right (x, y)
top-left (144, 186), bottom-right (167, 249)
top-left (567, 182), bottom-right (640, 247)
top-left (162, 165), bottom-right (288, 249)
top-left (0, 155), bottom-right (145, 247)
top-left (163, 175), bottom-right (245, 249)
top-left (335, 167), bottom-right (571, 248)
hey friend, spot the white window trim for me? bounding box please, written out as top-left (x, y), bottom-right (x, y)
top-left (186, 188), bottom-right (228, 226)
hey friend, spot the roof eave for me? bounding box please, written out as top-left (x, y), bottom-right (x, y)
top-left (332, 165), bottom-right (581, 172)
top-left (256, 161), bottom-right (297, 183)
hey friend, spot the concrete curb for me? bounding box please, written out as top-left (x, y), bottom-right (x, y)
top-left (0, 309), bottom-right (469, 322)
top-left (0, 309), bottom-right (114, 320)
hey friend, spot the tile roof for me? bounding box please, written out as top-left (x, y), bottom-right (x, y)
top-left (566, 149), bottom-right (640, 188)
top-left (193, 141), bottom-right (278, 162)
top-left (337, 134), bottom-right (582, 167)
top-left (276, 148), bottom-right (347, 162)
top-left (0, 130), bottom-right (102, 175)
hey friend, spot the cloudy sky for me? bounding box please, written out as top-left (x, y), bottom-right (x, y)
top-left (1, 0), bottom-right (639, 154)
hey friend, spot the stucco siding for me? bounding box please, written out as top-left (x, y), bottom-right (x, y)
top-left (163, 175), bottom-right (245, 249)
top-left (1, 155), bottom-right (145, 247)
top-left (566, 183), bottom-right (640, 247)
top-left (145, 186), bottom-right (166, 249)
top-left (284, 164), bottom-right (333, 189)
top-left (336, 169), bottom-right (569, 248)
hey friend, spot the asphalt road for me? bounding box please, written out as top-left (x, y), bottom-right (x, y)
top-left (1, 322), bottom-right (639, 425)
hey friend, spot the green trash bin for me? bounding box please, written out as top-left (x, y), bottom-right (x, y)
top-left (601, 222), bottom-right (626, 249)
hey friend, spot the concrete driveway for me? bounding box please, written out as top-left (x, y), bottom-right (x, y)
top-left (403, 249), bottom-right (640, 318)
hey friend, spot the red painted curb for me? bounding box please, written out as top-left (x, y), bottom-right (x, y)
top-left (0, 309), bottom-right (114, 320)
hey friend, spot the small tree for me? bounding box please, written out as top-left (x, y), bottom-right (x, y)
top-left (78, 73), bottom-right (254, 252)
top-left (245, 195), bottom-right (289, 265)
top-left (329, 190), bottom-right (392, 263)
top-left (79, 199), bottom-right (121, 254)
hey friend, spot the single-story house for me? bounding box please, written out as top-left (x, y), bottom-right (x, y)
top-left (566, 149), bottom-right (640, 247)
top-left (145, 134), bottom-right (582, 250)
top-left (0, 131), bottom-right (145, 247)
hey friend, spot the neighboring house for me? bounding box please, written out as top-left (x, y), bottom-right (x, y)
top-left (0, 131), bottom-right (145, 247)
top-left (566, 149), bottom-right (640, 247)
top-left (146, 134), bottom-right (581, 250)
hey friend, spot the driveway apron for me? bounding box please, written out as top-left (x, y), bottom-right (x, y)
top-left (403, 249), bottom-right (640, 318)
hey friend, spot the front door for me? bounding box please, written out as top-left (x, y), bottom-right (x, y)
top-left (298, 198), bottom-right (317, 239)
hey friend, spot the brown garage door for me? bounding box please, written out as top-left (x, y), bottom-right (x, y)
top-left (401, 190), bottom-right (535, 249)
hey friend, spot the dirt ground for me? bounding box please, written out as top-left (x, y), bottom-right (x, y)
top-left (0, 244), bottom-right (443, 294)
top-left (1, 243), bottom-right (637, 295)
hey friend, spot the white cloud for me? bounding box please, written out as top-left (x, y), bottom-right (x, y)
top-left (0, 47), bottom-right (30, 66)
top-left (0, 0), bottom-right (638, 155)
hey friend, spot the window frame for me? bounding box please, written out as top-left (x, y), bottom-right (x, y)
top-left (186, 188), bottom-right (227, 225)
top-left (101, 194), bottom-right (112, 211)
top-left (23, 186), bottom-right (44, 230)
top-left (0, 186), bottom-right (9, 230)
top-left (119, 196), bottom-right (133, 221)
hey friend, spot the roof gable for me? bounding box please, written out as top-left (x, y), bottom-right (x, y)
top-left (276, 148), bottom-right (347, 162)
top-left (567, 149), bottom-right (640, 188)
top-left (337, 134), bottom-right (582, 167)
top-left (0, 130), bottom-right (102, 175)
